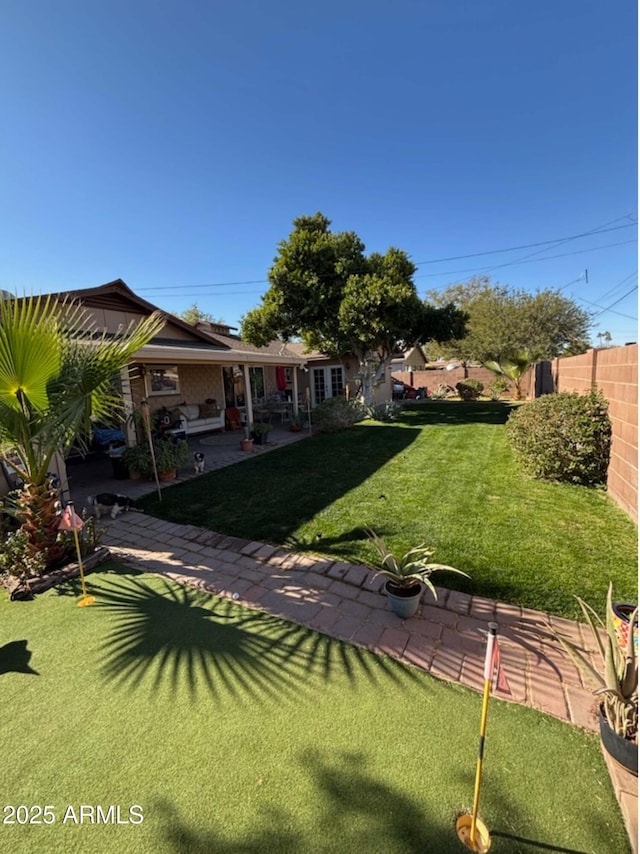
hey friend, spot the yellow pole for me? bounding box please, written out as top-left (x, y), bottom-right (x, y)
top-left (73, 526), bottom-right (94, 606)
top-left (60, 501), bottom-right (95, 607)
top-left (456, 622), bottom-right (498, 852)
top-left (470, 622), bottom-right (498, 847)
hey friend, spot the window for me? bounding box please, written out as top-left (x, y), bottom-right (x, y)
top-left (146, 365), bottom-right (180, 396)
top-left (223, 365), bottom-right (266, 407)
top-left (249, 367), bottom-right (265, 402)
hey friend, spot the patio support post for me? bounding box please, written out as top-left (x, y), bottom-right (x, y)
top-left (242, 364), bottom-right (254, 427)
top-left (120, 366), bottom-right (136, 447)
top-left (292, 366), bottom-right (299, 415)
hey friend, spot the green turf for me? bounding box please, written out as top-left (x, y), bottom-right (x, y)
top-left (140, 401), bottom-right (638, 620)
top-left (0, 564), bottom-right (630, 853)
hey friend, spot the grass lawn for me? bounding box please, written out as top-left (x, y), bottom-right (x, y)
top-left (140, 401), bottom-right (637, 620)
top-left (0, 563), bottom-right (630, 854)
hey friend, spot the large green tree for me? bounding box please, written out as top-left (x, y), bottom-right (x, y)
top-left (179, 303), bottom-right (225, 326)
top-left (0, 294), bottom-right (165, 568)
top-left (241, 213), bottom-right (464, 404)
top-left (426, 276), bottom-right (591, 364)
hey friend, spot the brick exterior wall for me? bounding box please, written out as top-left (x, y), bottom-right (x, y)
top-left (130, 365), bottom-right (226, 413)
top-left (552, 345), bottom-right (638, 522)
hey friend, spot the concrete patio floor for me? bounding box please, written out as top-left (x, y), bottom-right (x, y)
top-left (65, 422), bottom-right (310, 512)
top-left (68, 425), bottom-right (637, 852)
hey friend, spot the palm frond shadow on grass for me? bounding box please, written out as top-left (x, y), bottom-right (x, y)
top-left (94, 575), bottom-right (425, 705)
top-left (155, 749), bottom-right (450, 853)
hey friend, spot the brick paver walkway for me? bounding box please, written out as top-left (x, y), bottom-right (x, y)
top-left (99, 511), bottom-right (637, 851)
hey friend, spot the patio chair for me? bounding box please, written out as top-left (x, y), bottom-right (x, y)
top-left (225, 407), bottom-right (243, 430)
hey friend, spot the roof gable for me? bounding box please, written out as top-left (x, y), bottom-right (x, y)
top-left (54, 280), bottom-right (230, 348)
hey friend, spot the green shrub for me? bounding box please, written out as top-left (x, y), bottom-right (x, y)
top-left (312, 398), bottom-right (366, 432)
top-left (455, 379), bottom-right (484, 400)
top-left (0, 529), bottom-right (46, 578)
top-left (368, 401), bottom-right (402, 422)
top-left (506, 390), bottom-right (611, 486)
top-left (487, 377), bottom-right (510, 400)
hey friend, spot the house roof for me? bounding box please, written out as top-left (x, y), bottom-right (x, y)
top-left (51, 279), bottom-right (306, 366)
top-left (284, 342), bottom-right (341, 362)
top-left (53, 279), bottom-right (227, 347)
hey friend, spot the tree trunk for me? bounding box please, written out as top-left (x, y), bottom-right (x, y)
top-left (16, 481), bottom-right (67, 571)
top-left (356, 353), bottom-right (390, 407)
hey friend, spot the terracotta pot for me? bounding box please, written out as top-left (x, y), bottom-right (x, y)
top-left (240, 439), bottom-right (254, 452)
top-left (158, 469), bottom-right (177, 481)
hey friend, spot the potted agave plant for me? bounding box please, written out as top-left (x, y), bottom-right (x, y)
top-left (366, 529), bottom-right (470, 619)
top-left (550, 584), bottom-right (637, 775)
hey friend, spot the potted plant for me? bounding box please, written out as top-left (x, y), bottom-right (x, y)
top-left (124, 437), bottom-right (189, 481)
top-left (240, 424), bottom-right (254, 452)
top-left (251, 421), bottom-right (272, 445)
top-left (365, 529), bottom-right (470, 619)
top-left (610, 600), bottom-right (638, 655)
top-left (549, 584), bottom-right (637, 775)
top-left (289, 412), bottom-right (307, 432)
top-left (121, 444), bottom-right (154, 479)
top-left (153, 437), bottom-right (189, 480)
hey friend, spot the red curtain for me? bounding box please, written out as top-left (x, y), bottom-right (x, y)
top-left (276, 366), bottom-right (287, 391)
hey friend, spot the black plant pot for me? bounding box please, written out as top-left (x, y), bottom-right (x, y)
top-left (599, 707), bottom-right (638, 776)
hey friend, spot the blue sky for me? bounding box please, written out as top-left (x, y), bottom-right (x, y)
top-left (1, 1), bottom-right (637, 344)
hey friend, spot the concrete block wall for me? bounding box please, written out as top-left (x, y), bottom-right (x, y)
top-left (554, 345), bottom-right (637, 522)
top-left (394, 366), bottom-right (535, 398)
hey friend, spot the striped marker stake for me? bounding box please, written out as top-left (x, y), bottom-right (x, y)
top-left (58, 502), bottom-right (95, 607)
top-left (456, 621), bottom-right (500, 853)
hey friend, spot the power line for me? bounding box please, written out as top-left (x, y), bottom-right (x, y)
top-left (587, 284), bottom-right (639, 320)
top-left (589, 271), bottom-right (638, 303)
top-left (414, 239), bottom-right (637, 280)
top-left (478, 215), bottom-right (637, 277)
top-left (136, 278), bottom-right (268, 292)
top-left (133, 218), bottom-right (637, 294)
top-left (413, 220), bottom-right (636, 266)
top-left (134, 236), bottom-right (637, 298)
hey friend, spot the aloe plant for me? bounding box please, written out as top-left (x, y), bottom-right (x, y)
top-left (550, 583), bottom-right (637, 740)
top-left (365, 529), bottom-right (469, 599)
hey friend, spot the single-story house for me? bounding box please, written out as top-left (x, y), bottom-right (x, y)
top-left (284, 343), bottom-right (392, 407)
top-left (54, 279), bottom-right (306, 431)
top-left (0, 279), bottom-right (307, 496)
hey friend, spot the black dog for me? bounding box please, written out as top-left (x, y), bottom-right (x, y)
top-left (194, 452), bottom-right (205, 474)
top-left (89, 493), bottom-right (138, 519)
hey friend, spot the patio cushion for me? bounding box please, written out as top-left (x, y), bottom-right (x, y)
top-left (199, 403), bottom-right (220, 418)
top-left (178, 404), bottom-right (200, 421)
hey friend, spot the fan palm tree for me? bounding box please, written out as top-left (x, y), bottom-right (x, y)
top-left (0, 292), bottom-right (165, 568)
top-left (484, 350), bottom-right (535, 401)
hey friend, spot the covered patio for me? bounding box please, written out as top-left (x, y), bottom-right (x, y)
top-left (65, 422), bottom-right (311, 516)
